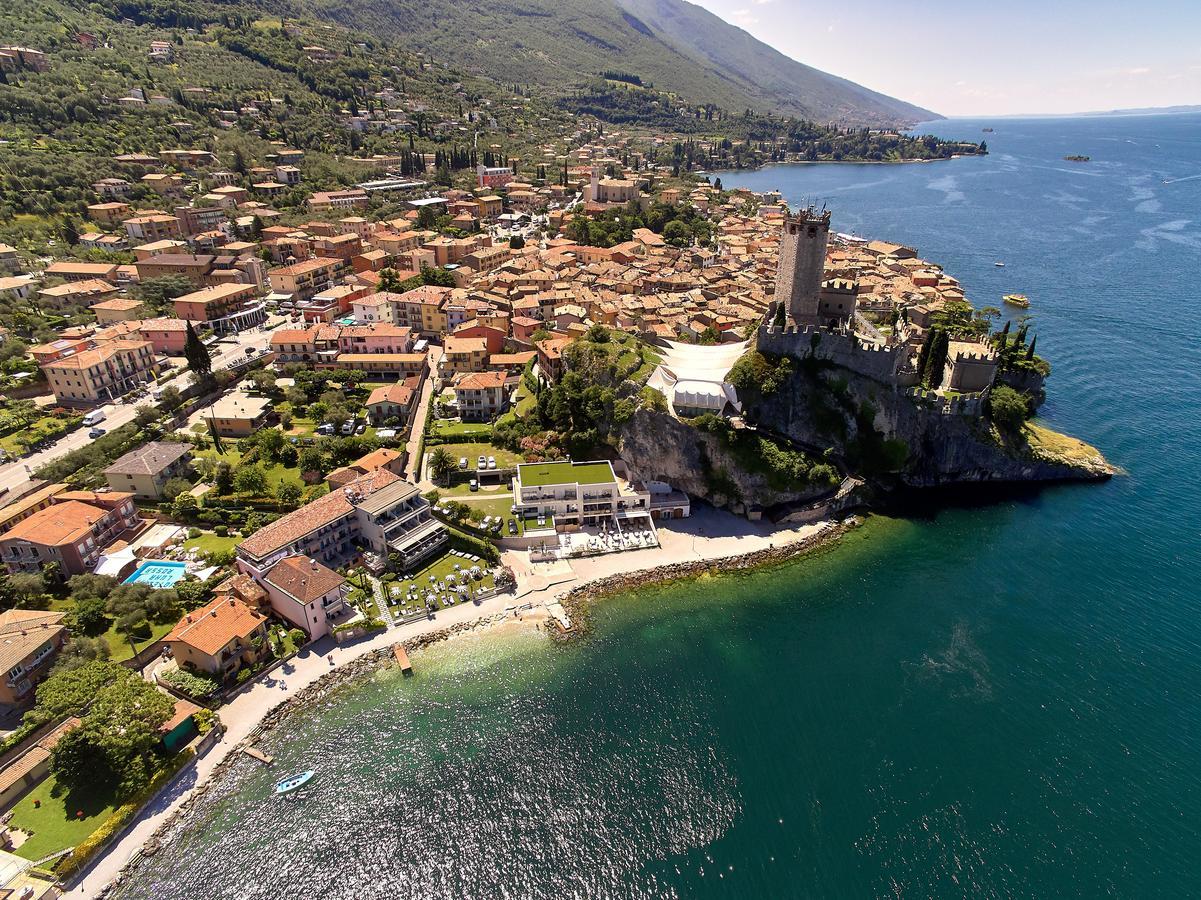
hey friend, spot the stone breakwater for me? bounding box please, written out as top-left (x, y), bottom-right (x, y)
top-left (555, 519), bottom-right (855, 637)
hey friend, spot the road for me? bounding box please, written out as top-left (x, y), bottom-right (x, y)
top-left (0, 328), bottom-right (270, 500)
top-left (403, 344), bottom-right (440, 484)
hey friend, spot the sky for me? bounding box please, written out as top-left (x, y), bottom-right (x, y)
top-left (688, 0), bottom-right (1201, 117)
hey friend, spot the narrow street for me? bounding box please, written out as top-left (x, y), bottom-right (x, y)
top-left (403, 344), bottom-right (440, 485)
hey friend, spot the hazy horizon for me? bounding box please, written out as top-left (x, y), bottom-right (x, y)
top-left (689, 0), bottom-right (1200, 118)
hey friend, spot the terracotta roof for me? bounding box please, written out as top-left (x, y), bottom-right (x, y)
top-left (0, 610), bottom-right (66, 673)
top-left (161, 698), bottom-right (202, 733)
top-left (353, 448), bottom-right (402, 471)
top-left (237, 469), bottom-right (400, 559)
top-left (366, 383), bottom-right (414, 406)
top-left (166, 594), bottom-right (267, 657)
top-left (1, 500), bottom-right (112, 546)
top-left (454, 371), bottom-right (507, 390)
top-left (264, 555), bottom-right (346, 604)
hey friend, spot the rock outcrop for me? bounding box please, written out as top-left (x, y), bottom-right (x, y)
top-left (617, 408), bottom-right (833, 510)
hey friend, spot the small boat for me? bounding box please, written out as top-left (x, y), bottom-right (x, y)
top-left (994, 261), bottom-right (1005, 267)
top-left (274, 771), bottom-right (315, 795)
top-left (1003, 293), bottom-right (1030, 308)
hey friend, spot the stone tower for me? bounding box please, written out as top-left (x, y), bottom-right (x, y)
top-left (774, 208), bottom-right (831, 327)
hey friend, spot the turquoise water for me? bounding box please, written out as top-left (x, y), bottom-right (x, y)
top-left (122, 560), bottom-right (188, 589)
top-left (115, 114), bottom-right (1201, 898)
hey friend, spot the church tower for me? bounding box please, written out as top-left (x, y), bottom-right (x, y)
top-left (774, 208), bottom-right (831, 327)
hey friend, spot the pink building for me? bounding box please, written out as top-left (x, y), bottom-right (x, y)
top-left (137, 318), bottom-right (190, 354)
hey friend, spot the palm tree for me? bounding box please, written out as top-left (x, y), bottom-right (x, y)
top-left (428, 447), bottom-right (456, 485)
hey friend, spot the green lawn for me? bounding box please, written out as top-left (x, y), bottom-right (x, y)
top-left (428, 419), bottom-right (492, 439)
top-left (101, 619), bottom-right (174, 663)
top-left (384, 552), bottom-right (495, 613)
top-left (183, 533), bottom-right (240, 557)
top-left (0, 415), bottom-right (82, 455)
top-left (454, 495), bottom-right (516, 520)
top-left (9, 772), bottom-right (119, 861)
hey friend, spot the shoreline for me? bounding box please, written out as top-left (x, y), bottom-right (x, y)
top-left (76, 509), bottom-right (851, 898)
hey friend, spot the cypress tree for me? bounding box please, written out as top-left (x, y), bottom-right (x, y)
top-left (1026, 336), bottom-right (1037, 361)
top-left (926, 330), bottom-right (950, 388)
top-left (916, 328), bottom-right (937, 383)
top-left (184, 321), bottom-right (212, 379)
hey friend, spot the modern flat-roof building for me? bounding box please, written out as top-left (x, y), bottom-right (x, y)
top-left (513, 460), bottom-right (650, 528)
top-left (204, 392), bottom-right (273, 436)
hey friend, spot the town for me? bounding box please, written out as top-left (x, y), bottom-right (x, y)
top-left (0, 22), bottom-right (1052, 900)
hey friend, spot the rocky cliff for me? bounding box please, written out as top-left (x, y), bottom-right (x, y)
top-left (617, 408), bottom-right (835, 511)
top-left (618, 357), bottom-right (1111, 514)
top-left (745, 362), bottom-right (1113, 487)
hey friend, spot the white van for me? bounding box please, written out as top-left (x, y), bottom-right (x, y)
top-left (82, 410), bottom-right (107, 427)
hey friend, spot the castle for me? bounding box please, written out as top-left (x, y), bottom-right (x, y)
top-left (758, 208), bottom-right (997, 412)
top-left (774, 208), bottom-right (830, 327)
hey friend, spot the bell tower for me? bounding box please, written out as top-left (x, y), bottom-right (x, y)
top-left (774, 208), bottom-right (831, 327)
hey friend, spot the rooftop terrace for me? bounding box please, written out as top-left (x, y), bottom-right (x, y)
top-left (517, 460), bottom-right (615, 488)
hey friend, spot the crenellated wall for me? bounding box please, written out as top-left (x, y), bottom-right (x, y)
top-left (756, 322), bottom-right (907, 385)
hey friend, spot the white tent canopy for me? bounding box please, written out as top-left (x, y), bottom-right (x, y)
top-left (94, 546), bottom-right (137, 578)
top-left (647, 339), bottom-right (748, 416)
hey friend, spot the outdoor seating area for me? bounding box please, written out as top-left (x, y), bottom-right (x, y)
top-left (536, 516), bottom-right (659, 560)
top-left (386, 551), bottom-right (497, 618)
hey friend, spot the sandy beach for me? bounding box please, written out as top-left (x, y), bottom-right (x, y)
top-left (74, 506), bottom-right (839, 898)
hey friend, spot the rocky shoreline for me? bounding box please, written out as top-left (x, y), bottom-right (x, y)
top-left (556, 518), bottom-right (855, 636)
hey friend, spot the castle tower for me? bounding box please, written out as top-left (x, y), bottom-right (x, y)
top-left (774, 208), bottom-right (831, 327)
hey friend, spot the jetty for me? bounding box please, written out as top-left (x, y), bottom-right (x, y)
top-left (392, 644), bottom-right (413, 675)
top-left (242, 746), bottom-right (274, 766)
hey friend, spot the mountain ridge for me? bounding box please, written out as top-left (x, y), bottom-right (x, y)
top-left (287, 0), bottom-right (937, 126)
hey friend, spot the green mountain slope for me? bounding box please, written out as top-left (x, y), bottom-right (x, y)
top-left (289, 0), bottom-right (935, 126)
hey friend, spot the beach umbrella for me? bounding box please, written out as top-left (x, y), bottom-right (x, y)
top-left (428, 574), bottom-right (436, 583)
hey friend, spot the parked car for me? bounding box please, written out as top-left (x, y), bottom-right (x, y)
top-left (477, 455), bottom-right (487, 469)
top-left (82, 410), bottom-right (106, 427)
top-left (458, 457), bottom-right (468, 469)
top-left (340, 421), bottom-right (354, 435)
top-left (244, 346), bottom-right (257, 356)
top-left (469, 479), bottom-right (479, 492)
top-left (316, 423), bottom-right (335, 436)
top-left (487, 456), bottom-right (497, 470)
top-left (507, 519), bottom-right (518, 535)
top-left (355, 423), bottom-right (365, 435)
top-left (88, 427), bottom-right (106, 438)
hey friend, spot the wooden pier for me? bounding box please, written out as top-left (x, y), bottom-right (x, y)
top-left (393, 644), bottom-right (413, 675)
top-left (242, 746), bottom-right (274, 765)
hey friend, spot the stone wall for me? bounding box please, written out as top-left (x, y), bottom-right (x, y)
top-left (756, 323), bottom-right (906, 385)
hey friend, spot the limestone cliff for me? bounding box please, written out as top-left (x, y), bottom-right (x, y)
top-left (617, 408), bottom-right (835, 511)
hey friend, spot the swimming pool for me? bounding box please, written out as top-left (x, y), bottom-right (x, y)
top-left (123, 560), bottom-right (188, 589)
